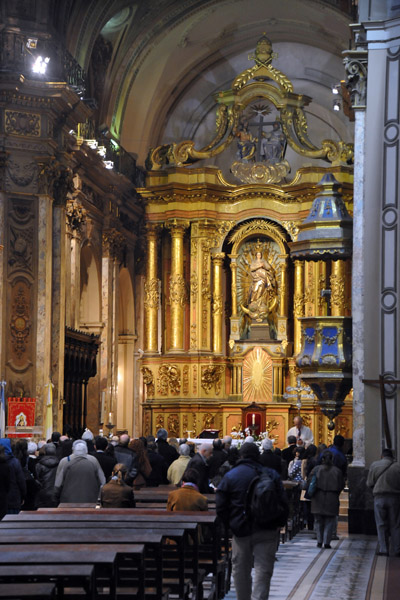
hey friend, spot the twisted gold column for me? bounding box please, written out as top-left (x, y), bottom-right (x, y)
top-left (167, 221), bottom-right (188, 352)
top-left (294, 260), bottom-right (305, 355)
top-left (212, 253), bottom-right (225, 354)
top-left (331, 259), bottom-right (346, 316)
top-left (144, 225), bottom-right (159, 353)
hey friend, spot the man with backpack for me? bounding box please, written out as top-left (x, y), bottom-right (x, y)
top-left (216, 442), bottom-right (288, 600)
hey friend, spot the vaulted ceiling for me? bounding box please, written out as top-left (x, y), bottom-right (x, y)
top-left (63, 0), bottom-right (354, 166)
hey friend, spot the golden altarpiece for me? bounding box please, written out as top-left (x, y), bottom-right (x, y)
top-left (138, 36), bottom-right (354, 447)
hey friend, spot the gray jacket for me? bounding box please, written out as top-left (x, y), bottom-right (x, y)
top-left (309, 464), bottom-right (344, 517)
top-left (55, 454), bottom-right (105, 503)
top-left (366, 458), bottom-right (400, 496)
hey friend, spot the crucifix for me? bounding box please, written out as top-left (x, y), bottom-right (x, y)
top-left (362, 374), bottom-right (400, 449)
top-left (283, 377), bottom-right (315, 416)
top-left (246, 110), bottom-right (277, 161)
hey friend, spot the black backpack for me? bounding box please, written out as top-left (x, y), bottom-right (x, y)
top-left (245, 467), bottom-right (286, 527)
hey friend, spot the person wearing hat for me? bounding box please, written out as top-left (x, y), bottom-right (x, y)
top-left (35, 443), bottom-right (59, 507)
top-left (0, 438), bottom-right (26, 514)
top-left (81, 428), bottom-right (95, 454)
top-left (54, 439), bottom-right (105, 503)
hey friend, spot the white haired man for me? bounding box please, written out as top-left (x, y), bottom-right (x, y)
top-left (167, 443), bottom-right (192, 486)
top-left (187, 443), bottom-right (214, 493)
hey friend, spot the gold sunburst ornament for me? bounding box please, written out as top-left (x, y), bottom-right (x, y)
top-left (243, 346), bottom-right (273, 403)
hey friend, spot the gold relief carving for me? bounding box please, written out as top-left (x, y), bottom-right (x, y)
top-left (265, 419), bottom-right (279, 438)
top-left (144, 278), bottom-right (160, 310)
top-left (215, 221), bottom-right (235, 246)
top-left (192, 412), bottom-right (197, 437)
top-left (229, 339), bottom-right (235, 350)
top-left (201, 364), bottom-right (224, 395)
top-left (301, 414), bottom-right (312, 429)
top-left (278, 322), bottom-right (286, 335)
top-left (183, 365), bottom-right (189, 395)
top-left (191, 239), bottom-right (198, 257)
top-left (212, 294), bottom-right (223, 315)
top-left (190, 273), bottom-right (198, 300)
top-left (168, 414), bottom-right (179, 437)
top-left (231, 160), bottom-right (290, 185)
top-left (190, 324), bottom-right (197, 349)
top-left (183, 414), bottom-right (189, 436)
top-left (330, 273), bottom-right (346, 311)
top-left (157, 364), bottom-right (181, 396)
top-left (293, 292), bottom-right (304, 318)
top-left (335, 416), bottom-right (350, 438)
top-left (203, 413), bottom-right (215, 430)
top-left (193, 365), bottom-right (198, 394)
top-left (318, 273), bottom-right (327, 309)
top-left (10, 283), bottom-right (31, 359)
top-left (141, 367), bottom-right (155, 398)
top-left (169, 274), bottom-right (186, 307)
top-left (281, 221), bottom-right (299, 242)
top-left (5, 110), bottom-right (40, 137)
top-left (229, 219), bottom-right (286, 248)
top-left (66, 197), bottom-right (87, 233)
top-left (102, 228), bottom-right (125, 261)
top-left (143, 411), bottom-right (151, 436)
top-left (155, 414), bottom-right (164, 431)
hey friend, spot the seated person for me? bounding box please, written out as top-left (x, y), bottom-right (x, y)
top-left (100, 463), bottom-right (135, 508)
top-left (167, 468), bottom-right (208, 511)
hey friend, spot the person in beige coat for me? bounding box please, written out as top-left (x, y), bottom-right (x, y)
top-left (167, 443), bottom-right (191, 486)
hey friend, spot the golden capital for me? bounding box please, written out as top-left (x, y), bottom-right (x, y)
top-left (212, 252), bottom-right (225, 264)
top-left (165, 219), bottom-right (190, 237)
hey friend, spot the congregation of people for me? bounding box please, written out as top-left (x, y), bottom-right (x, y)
top-left (1, 417), bottom-right (399, 600)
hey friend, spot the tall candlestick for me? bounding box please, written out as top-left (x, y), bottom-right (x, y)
top-left (252, 413), bottom-right (255, 425)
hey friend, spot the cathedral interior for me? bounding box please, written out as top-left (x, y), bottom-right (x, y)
top-left (1, 0), bottom-right (400, 532)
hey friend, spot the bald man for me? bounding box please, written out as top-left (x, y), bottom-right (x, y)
top-left (287, 416), bottom-right (314, 446)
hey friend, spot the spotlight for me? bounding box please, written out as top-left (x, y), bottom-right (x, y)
top-left (333, 100), bottom-right (341, 112)
top-left (32, 56), bottom-right (50, 74)
top-left (26, 38), bottom-right (38, 49)
top-left (104, 161), bottom-right (114, 170)
top-left (332, 85), bottom-right (339, 95)
top-left (97, 146), bottom-right (106, 158)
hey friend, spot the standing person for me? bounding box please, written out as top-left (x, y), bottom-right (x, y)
top-left (54, 439), bottom-right (105, 503)
top-left (93, 436), bottom-right (117, 480)
top-left (216, 443), bottom-right (288, 600)
top-left (0, 438), bottom-right (26, 514)
top-left (113, 434), bottom-right (137, 481)
top-left (146, 440), bottom-right (168, 486)
top-left (288, 446), bottom-right (305, 484)
top-left (287, 416), bottom-right (314, 446)
top-left (309, 450), bottom-right (344, 549)
top-left (35, 443), bottom-right (59, 508)
top-left (207, 439), bottom-right (227, 480)
top-left (187, 443), bottom-right (214, 494)
top-left (128, 439), bottom-right (152, 488)
top-left (156, 429), bottom-right (179, 467)
top-left (281, 436), bottom-right (297, 466)
top-left (367, 448), bottom-right (400, 556)
top-left (259, 438), bottom-right (282, 475)
top-left (101, 463), bottom-right (135, 508)
top-left (0, 445), bottom-right (10, 520)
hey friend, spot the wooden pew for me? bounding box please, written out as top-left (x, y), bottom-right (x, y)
top-left (0, 546), bottom-right (127, 600)
top-left (0, 582), bottom-right (57, 599)
top-left (0, 565), bottom-right (95, 600)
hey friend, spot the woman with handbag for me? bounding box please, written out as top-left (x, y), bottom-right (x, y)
top-left (308, 450), bottom-right (344, 548)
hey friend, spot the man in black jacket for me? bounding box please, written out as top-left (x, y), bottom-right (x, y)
top-left (93, 436), bottom-right (117, 480)
top-left (216, 442), bottom-right (288, 600)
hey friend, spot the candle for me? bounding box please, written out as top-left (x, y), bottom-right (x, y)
top-left (252, 413), bottom-right (255, 425)
top-left (108, 412), bottom-right (112, 423)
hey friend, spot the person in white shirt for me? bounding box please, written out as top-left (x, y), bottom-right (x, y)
top-left (287, 416), bottom-right (314, 446)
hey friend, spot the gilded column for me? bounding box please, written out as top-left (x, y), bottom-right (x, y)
top-left (144, 224), bottom-right (160, 353)
top-left (167, 220), bottom-right (188, 352)
top-left (293, 260), bottom-right (305, 355)
top-left (279, 256), bottom-right (288, 316)
top-left (212, 253), bottom-right (225, 354)
top-left (229, 254), bottom-right (238, 317)
top-left (189, 230), bottom-right (199, 352)
top-left (330, 260), bottom-right (346, 316)
top-left (317, 261), bottom-right (328, 316)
